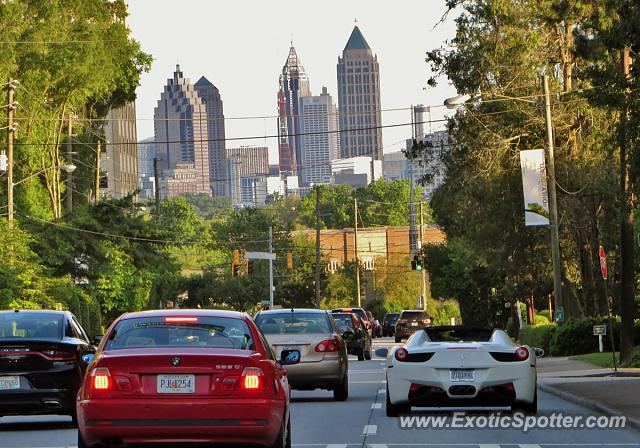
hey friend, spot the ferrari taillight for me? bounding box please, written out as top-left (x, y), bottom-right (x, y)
top-left (240, 367), bottom-right (263, 391)
top-left (90, 367), bottom-right (113, 391)
top-left (395, 348), bottom-right (409, 362)
top-left (315, 339), bottom-right (340, 353)
top-left (515, 346), bottom-right (530, 361)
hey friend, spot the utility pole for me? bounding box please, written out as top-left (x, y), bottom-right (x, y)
top-left (419, 201), bottom-right (427, 311)
top-left (354, 198), bottom-right (361, 307)
top-left (315, 186), bottom-right (322, 306)
top-left (153, 157), bottom-right (160, 219)
top-left (66, 114), bottom-right (73, 214)
top-left (94, 140), bottom-right (101, 204)
top-left (543, 74), bottom-right (563, 321)
top-left (408, 106), bottom-right (418, 253)
top-left (268, 226), bottom-right (274, 310)
top-left (6, 79), bottom-right (15, 224)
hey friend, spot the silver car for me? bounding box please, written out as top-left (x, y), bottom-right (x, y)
top-left (254, 309), bottom-right (349, 401)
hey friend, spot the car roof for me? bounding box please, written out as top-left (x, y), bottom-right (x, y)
top-left (0, 310), bottom-right (71, 316)
top-left (118, 309), bottom-right (249, 320)
top-left (257, 308), bottom-right (328, 315)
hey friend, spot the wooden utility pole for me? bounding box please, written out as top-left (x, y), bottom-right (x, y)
top-left (94, 140), bottom-right (101, 204)
top-left (6, 79), bottom-right (15, 224)
top-left (619, 47), bottom-right (636, 362)
top-left (153, 157), bottom-right (160, 219)
top-left (66, 114), bottom-right (73, 213)
top-left (314, 187), bottom-right (322, 305)
top-left (354, 198), bottom-right (361, 307)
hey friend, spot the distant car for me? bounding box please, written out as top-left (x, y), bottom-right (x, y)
top-left (77, 309), bottom-right (297, 448)
top-left (330, 307), bottom-right (371, 333)
top-left (254, 309), bottom-right (348, 401)
top-left (382, 313), bottom-right (399, 337)
top-left (366, 312), bottom-right (381, 338)
top-left (330, 312), bottom-right (372, 361)
top-left (379, 326), bottom-right (539, 416)
top-left (372, 319), bottom-right (383, 338)
top-left (0, 310), bottom-right (95, 425)
top-left (395, 310), bottom-right (432, 343)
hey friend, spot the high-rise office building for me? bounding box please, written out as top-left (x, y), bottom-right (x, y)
top-left (277, 45), bottom-right (311, 176)
top-left (137, 137), bottom-right (156, 200)
top-left (194, 76), bottom-right (226, 197)
top-left (337, 25), bottom-right (383, 160)
top-left (224, 146), bottom-right (269, 207)
top-left (154, 64), bottom-right (211, 197)
top-left (300, 87), bottom-right (340, 186)
top-left (102, 101), bottom-right (139, 199)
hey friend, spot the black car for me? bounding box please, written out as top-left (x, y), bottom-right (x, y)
top-left (381, 312), bottom-right (399, 337)
top-left (394, 310), bottom-right (432, 342)
top-left (330, 312), bottom-right (372, 361)
top-left (330, 307), bottom-right (371, 333)
top-left (0, 310), bottom-right (96, 424)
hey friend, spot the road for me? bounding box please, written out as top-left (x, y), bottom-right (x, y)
top-left (1, 338), bottom-right (638, 448)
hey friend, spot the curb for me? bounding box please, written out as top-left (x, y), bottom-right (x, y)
top-left (539, 383), bottom-right (640, 432)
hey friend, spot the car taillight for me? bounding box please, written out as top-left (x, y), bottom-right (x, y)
top-left (240, 367), bottom-right (263, 391)
top-left (91, 368), bottom-right (112, 391)
top-left (398, 319), bottom-right (408, 325)
top-left (395, 348), bottom-right (409, 362)
top-left (53, 351), bottom-right (77, 362)
top-left (515, 346), bottom-right (529, 361)
top-left (421, 318), bottom-right (432, 325)
top-left (315, 339), bottom-right (340, 353)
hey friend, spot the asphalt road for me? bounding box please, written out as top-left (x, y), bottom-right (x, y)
top-left (1, 337), bottom-right (639, 448)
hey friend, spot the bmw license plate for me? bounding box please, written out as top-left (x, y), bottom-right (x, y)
top-left (450, 369), bottom-right (475, 382)
top-left (0, 376), bottom-right (20, 390)
top-left (157, 374), bottom-right (195, 394)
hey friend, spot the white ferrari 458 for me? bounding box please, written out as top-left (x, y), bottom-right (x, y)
top-left (377, 326), bottom-right (541, 416)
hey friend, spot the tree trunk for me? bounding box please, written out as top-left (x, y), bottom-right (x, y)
top-left (589, 200), bottom-right (607, 315)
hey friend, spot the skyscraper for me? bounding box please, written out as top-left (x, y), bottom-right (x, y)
top-left (337, 25), bottom-right (383, 160)
top-left (154, 64), bottom-right (211, 196)
top-left (102, 101), bottom-right (139, 199)
top-left (194, 76), bottom-right (227, 196)
top-left (277, 45), bottom-right (311, 176)
top-left (300, 87), bottom-right (340, 186)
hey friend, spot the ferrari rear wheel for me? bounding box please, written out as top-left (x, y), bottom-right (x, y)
top-left (385, 385), bottom-right (410, 417)
top-left (513, 389), bottom-right (538, 414)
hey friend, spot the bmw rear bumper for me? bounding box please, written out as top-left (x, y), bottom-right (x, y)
top-left (78, 398), bottom-right (285, 447)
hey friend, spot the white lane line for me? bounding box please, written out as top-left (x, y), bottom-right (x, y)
top-left (377, 388), bottom-right (386, 394)
top-left (381, 380), bottom-right (387, 383)
top-left (368, 445), bottom-right (388, 448)
top-left (479, 445), bottom-right (501, 448)
top-left (520, 446), bottom-right (543, 448)
top-left (371, 402), bottom-right (382, 409)
top-left (326, 445), bottom-right (348, 448)
top-left (362, 424), bottom-right (378, 435)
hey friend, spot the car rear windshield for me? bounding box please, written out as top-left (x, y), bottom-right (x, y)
top-left (334, 308), bottom-right (367, 321)
top-left (0, 313), bottom-right (63, 340)
top-left (331, 313), bottom-right (355, 330)
top-left (255, 312), bottom-right (332, 335)
top-left (384, 314), bottom-right (399, 323)
top-left (400, 311), bottom-right (425, 320)
top-left (104, 317), bottom-right (255, 350)
top-left (425, 327), bottom-right (494, 342)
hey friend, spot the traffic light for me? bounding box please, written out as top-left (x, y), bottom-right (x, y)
top-left (232, 250), bottom-right (240, 276)
top-left (287, 252), bottom-right (293, 270)
top-left (411, 255), bottom-right (423, 271)
top-left (247, 260), bottom-right (255, 276)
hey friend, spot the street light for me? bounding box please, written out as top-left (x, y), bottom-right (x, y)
top-left (443, 74), bottom-right (563, 321)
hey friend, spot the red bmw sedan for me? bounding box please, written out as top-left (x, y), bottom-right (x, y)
top-left (77, 309), bottom-right (298, 448)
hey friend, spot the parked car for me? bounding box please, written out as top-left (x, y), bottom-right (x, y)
top-left (330, 307), bottom-right (371, 334)
top-left (330, 312), bottom-right (372, 361)
top-left (77, 309), bottom-right (297, 448)
top-left (394, 310), bottom-right (433, 343)
top-left (382, 313), bottom-right (399, 337)
top-left (254, 309), bottom-right (348, 401)
top-left (379, 326), bottom-right (539, 416)
top-left (0, 310), bottom-right (95, 425)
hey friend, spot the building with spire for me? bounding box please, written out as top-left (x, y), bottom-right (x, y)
top-left (194, 76), bottom-right (227, 196)
top-left (154, 64), bottom-right (211, 197)
top-left (277, 45), bottom-right (311, 176)
top-left (337, 25), bottom-right (383, 160)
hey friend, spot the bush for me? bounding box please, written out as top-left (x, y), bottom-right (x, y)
top-left (621, 347), bottom-right (640, 368)
top-left (533, 314), bottom-right (550, 325)
top-left (549, 317), bottom-right (622, 356)
top-left (519, 324), bottom-right (556, 354)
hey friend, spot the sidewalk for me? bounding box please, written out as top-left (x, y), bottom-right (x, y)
top-left (538, 357), bottom-right (640, 430)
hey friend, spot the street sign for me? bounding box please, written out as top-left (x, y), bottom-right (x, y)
top-left (555, 306), bottom-right (564, 323)
top-left (599, 246), bottom-right (607, 280)
top-left (593, 324), bottom-right (607, 336)
top-left (245, 251), bottom-right (277, 261)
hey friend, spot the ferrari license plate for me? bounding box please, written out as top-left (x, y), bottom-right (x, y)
top-left (157, 374), bottom-right (195, 394)
top-left (450, 369), bottom-right (475, 382)
top-left (0, 376), bottom-right (20, 390)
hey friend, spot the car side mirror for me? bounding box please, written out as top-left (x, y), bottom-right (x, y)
top-left (93, 335), bottom-right (103, 346)
top-left (375, 348), bottom-right (389, 358)
top-left (280, 349), bottom-right (301, 366)
top-left (81, 350), bottom-right (96, 365)
top-left (533, 347), bottom-right (545, 358)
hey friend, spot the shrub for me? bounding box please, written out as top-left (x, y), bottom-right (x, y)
top-left (519, 324), bottom-right (556, 354)
top-left (549, 317), bottom-right (621, 356)
top-left (533, 314), bottom-right (550, 326)
top-left (621, 347), bottom-right (640, 368)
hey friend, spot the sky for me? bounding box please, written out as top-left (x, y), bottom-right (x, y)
top-left (127, 0), bottom-right (460, 164)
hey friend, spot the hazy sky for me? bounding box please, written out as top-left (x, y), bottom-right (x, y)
top-left (127, 0), bottom-right (459, 163)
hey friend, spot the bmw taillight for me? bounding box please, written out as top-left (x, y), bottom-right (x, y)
top-left (395, 348), bottom-right (409, 362)
top-left (240, 367), bottom-right (263, 391)
top-left (515, 346), bottom-right (530, 361)
top-left (90, 367), bottom-right (113, 391)
top-left (315, 339), bottom-right (340, 353)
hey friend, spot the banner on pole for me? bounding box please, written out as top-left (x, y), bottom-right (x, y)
top-left (520, 149), bottom-right (550, 226)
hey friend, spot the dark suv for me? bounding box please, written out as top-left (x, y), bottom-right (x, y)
top-left (0, 310), bottom-right (95, 425)
top-left (382, 313), bottom-right (399, 337)
top-left (330, 307), bottom-right (371, 332)
top-left (330, 312), bottom-right (372, 361)
top-left (394, 310), bottom-right (433, 342)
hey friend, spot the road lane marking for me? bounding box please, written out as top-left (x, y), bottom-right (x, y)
top-left (368, 445), bottom-right (388, 448)
top-left (326, 445), bottom-right (348, 448)
top-left (362, 424), bottom-right (378, 435)
top-left (479, 445), bottom-right (501, 448)
top-left (520, 446), bottom-right (543, 448)
top-left (371, 402), bottom-right (382, 409)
